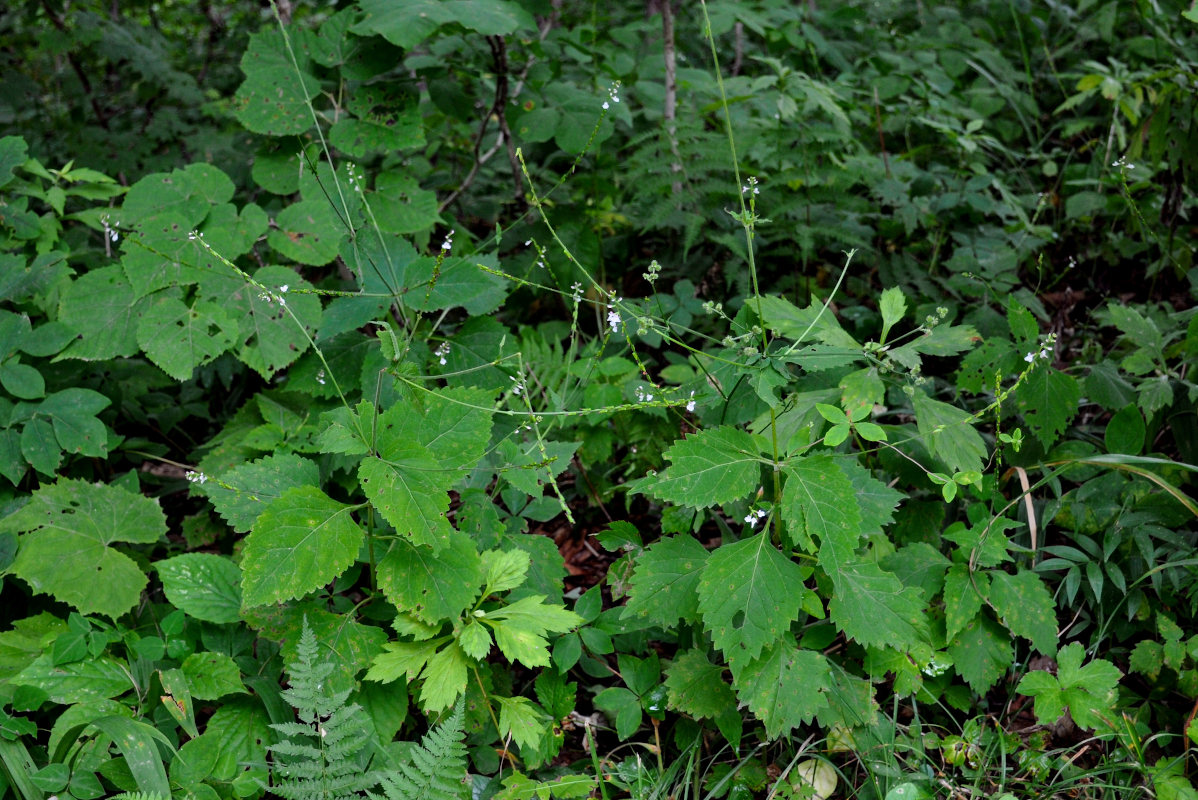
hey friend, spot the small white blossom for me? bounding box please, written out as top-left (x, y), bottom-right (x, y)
top-left (441, 229), bottom-right (455, 251)
top-left (315, 369), bottom-right (326, 386)
top-left (1024, 352), bottom-right (1035, 363)
top-left (686, 391), bottom-right (696, 413)
top-left (434, 342), bottom-right (451, 366)
top-left (185, 471), bottom-right (208, 485)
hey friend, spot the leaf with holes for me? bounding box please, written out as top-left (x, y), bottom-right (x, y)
top-left (239, 486), bottom-right (364, 608)
top-left (3, 480), bottom-right (166, 618)
top-left (731, 640), bottom-right (832, 738)
top-left (233, 29), bottom-right (322, 136)
top-left (136, 296), bottom-right (237, 380)
top-left (200, 266), bottom-right (321, 378)
top-left (622, 534), bottom-right (709, 627)
top-left (780, 455), bottom-right (861, 553)
top-left (377, 533), bottom-right (482, 624)
top-left (827, 559), bottom-right (930, 653)
top-left (631, 427), bottom-right (762, 509)
top-left (697, 532), bottom-right (804, 663)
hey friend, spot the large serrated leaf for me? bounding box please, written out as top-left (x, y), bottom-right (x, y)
top-left (376, 533), bottom-right (482, 624)
top-left (663, 649), bottom-right (735, 720)
top-left (989, 569), bottom-right (1058, 655)
top-left (353, 0), bottom-right (535, 48)
top-left (731, 640), bottom-right (831, 738)
top-left (360, 451), bottom-right (454, 552)
top-left (4, 480), bottom-right (166, 618)
top-left (1016, 365), bottom-right (1080, 449)
top-left (239, 486), bottom-right (364, 608)
top-left (697, 532), bottom-right (805, 662)
top-left (912, 392), bottom-right (987, 474)
top-left (233, 29), bottom-right (321, 136)
top-left (203, 453), bottom-right (320, 532)
top-left (827, 559), bottom-right (930, 653)
top-left (635, 427), bottom-right (761, 508)
top-left (136, 296), bottom-right (237, 380)
top-left (947, 613), bottom-right (1013, 694)
top-left (57, 266), bottom-right (150, 360)
top-left (200, 266), bottom-right (322, 378)
top-left (622, 535), bottom-right (708, 627)
top-left (780, 455), bottom-right (861, 554)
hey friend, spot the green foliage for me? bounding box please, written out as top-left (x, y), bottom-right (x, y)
top-left (268, 617), bottom-right (379, 799)
top-left (1, 0), bottom-right (1197, 797)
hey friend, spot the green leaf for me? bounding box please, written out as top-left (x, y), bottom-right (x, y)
top-left (58, 266), bottom-right (150, 360)
top-left (943, 564), bottom-right (988, 642)
top-left (731, 640), bottom-right (831, 738)
top-left (401, 253), bottom-right (510, 316)
top-left (828, 560), bottom-right (929, 653)
top-left (136, 297), bottom-right (236, 380)
top-left (201, 266), bottom-right (322, 379)
top-left (239, 486), bottom-right (365, 608)
top-left (780, 455), bottom-right (861, 554)
top-left (353, 0), bottom-right (535, 48)
top-left (879, 287), bottom-right (907, 343)
top-left (697, 532), bottom-right (805, 662)
top-left (1105, 404), bottom-right (1145, 455)
top-left (487, 596), bottom-right (583, 668)
top-left (329, 105), bottom-right (424, 158)
top-left (203, 453), bottom-right (320, 533)
top-left (633, 427), bottom-right (761, 508)
top-left (948, 613), bottom-right (1013, 694)
top-left (496, 696), bottom-right (545, 751)
top-left (233, 29), bottom-right (321, 136)
top-left (458, 622), bottom-right (493, 660)
top-left (83, 716), bottom-right (173, 799)
top-left (912, 392), bottom-right (987, 474)
top-left (360, 449), bottom-right (454, 552)
top-left (484, 549), bottom-right (531, 595)
top-left (156, 554), bottom-right (242, 624)
top-left (989, 570), bottom-right (1058, 655)
top-left (4, 480), bottom-right (166, 618)
top-left (593, 687), bottom-right (641, 740)
top-left (0, 360), bottom-right (44, 399)
top-left (367, 638), bottom-right (445, 684)
top-left (383, 388), bottom-right (495, 473)
top-left (181, 652), bottom-right (247, 699)
top-left (1016, 642), bottom-right (1121, 730)
top-left (663, 649), bottom-right (736, 720)
top-left (377, 533), bottom-right (482, 623)
top-left (419, 641), bottom-right (469, 712)
top-left (622, 534), bottom-right (708, 627)
top-left (266, 198), bottom-right (345, 266)
top-left (1016, 365), bottom-right (1080, 449)
top-left (11, 654), bottom-right (132, 704)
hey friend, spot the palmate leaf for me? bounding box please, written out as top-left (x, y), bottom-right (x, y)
top-left (4, 479), bottom-right (166, 618)
top-left (486, 595), bottom-right (583, 668)
top-left (731, 639), bottom-right (832, 739)
top-left (1016, 642), bottom-right (1121, 730)
top-left (631, 426), bottom-right (762, 508)
top-left (621, 534), bottom-right (708, 627)
top-left (240, 486), bottom-right (364, 608)
top-left (697, 532), bottom-right (805, 663)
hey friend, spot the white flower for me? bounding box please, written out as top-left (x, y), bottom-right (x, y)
top-left (607, 307), bottom-right (621, 332)
top-left (686, 391), bottom-right (696, 413)
top-left (1024, 352), bottom-right (1035, 363)
top-left (434, 342), bottom-right (451, 366)
top-left (185, 471), bottom-right (208, 485)
top-left (315, 370), bottom-right (326, 386)
top-left (441, 229), bottom-right (455, 251)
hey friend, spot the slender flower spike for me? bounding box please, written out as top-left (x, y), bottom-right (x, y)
top-left (185, 471), bottom-right (208, 484)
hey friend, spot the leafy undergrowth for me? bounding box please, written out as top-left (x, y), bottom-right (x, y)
top-left (1, 1), bottom-right (1197, 799)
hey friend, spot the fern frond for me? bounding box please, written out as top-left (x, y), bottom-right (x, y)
top-left (107, 794), bottom-right (170, 800)
top-left (267, 616), bottom-right (379, 800)
top-left (375, 701), bottom-right (469, 800)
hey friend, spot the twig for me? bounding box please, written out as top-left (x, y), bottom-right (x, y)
top-left (731, 21), bottom-right (744, 77)
top-left (661, 0), bottom-right (682, 195)
top-left (873, 86), bottom-right (891, 178)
